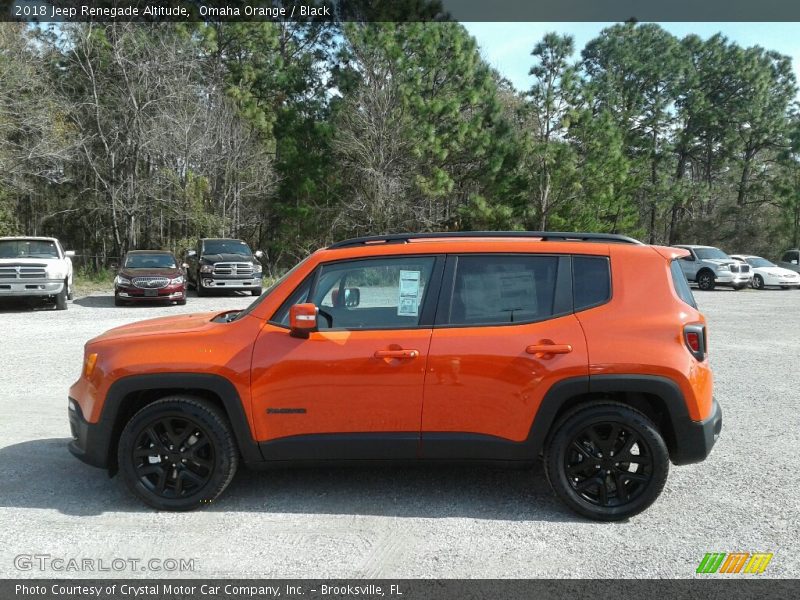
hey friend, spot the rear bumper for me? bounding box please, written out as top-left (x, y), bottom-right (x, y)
top-left (68, 397), bottom-right (111, 469)
top-left (0, 280), bottom-right (64, 297)
top-left (671, 397), bottom-right (722, 465)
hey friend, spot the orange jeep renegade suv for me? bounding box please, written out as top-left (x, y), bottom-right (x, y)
top-left (68, 232), bottom-right (721, 520)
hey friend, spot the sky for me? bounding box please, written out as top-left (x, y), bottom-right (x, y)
top-left (462, 22), bottom-right (800, 92)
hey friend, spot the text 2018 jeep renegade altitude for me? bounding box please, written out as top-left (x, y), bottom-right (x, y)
top-left (68, 232), bottom-right (721, 520)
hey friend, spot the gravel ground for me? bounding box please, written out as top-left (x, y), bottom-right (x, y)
top-left (0, 288), bottom-right (798, 579)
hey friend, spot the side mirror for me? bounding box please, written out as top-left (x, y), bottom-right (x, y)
top-left (332, 287), bottom-right (360, 308)
top-left (65, 250), bottom-right (75, 258)
top-left (289, 303), bottom-right (318, 338)
top-left (186, 250), bottom-right (197, 258)
top-left (254, 250), bottom-right (264, 259)
top-left (181, 262), bottom-right (190, 270)
top-left (681, 255), bottom-right (694, 262)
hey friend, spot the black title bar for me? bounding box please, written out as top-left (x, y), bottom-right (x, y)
top-left (5, 0), bottom-right (800, 23)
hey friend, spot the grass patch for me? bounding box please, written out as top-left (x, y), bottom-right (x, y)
top-left (73, 268), bottom-right (114, 297)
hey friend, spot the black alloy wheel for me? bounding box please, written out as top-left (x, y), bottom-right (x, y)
top-left (118, 397), bottom-right (238, 510)
top-left (545, 403), bottom-right (669, 521)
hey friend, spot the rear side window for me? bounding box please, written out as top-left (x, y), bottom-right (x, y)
top-left (445, 255), bottom-right (559, 325)
top-left (573, 256), bottom-right (611, 311)
top-left (670, 260), bottom-right (697, 308)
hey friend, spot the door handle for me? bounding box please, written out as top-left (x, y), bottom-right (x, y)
top-left (374, 349), bottom-right (419, 359)
top-left (526, 344), bottom-right (573, 356)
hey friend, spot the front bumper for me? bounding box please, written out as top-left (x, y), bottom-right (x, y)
top-left (0, 279), bottom-right (64, 297)
top-left (671, 397), bottom-right (722, 465)
top-left (116, 284), bottom-right (185, 301)
top-left (200, 274), bottom-right (262, 290)
top-left (715, 273), bottom-right (751, 286)
top-left (68, 397), bottom-right (112, 469)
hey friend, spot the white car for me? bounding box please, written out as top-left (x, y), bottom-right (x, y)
top-left (0, 236), bottom-right (75, 309)
top-left (730, 254), bottom-right (800, 290)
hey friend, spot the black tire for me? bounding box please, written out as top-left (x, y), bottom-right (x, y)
top-left (197, 281), bottom-right (209, 297)
top-left (732, 284), bottom-right (746, 291)
top-left (67, 279), bottom-right (74, 301)
top-left (54, 281), bottom-right (68, 310)
top-left (752, 275), bottom-right (764, 290)
top-left (544, 402), bottom-right (669, 521)
top-left (114, 296), bottom-right (126, 307)
top-left (251, 287), bottom-right (262, 297)
top-left (696, 270), bottom-right (715, 291)
top-left (177, 297), bottom-right (187, 306)
top-left (117, 396), bottom-right (238, 511)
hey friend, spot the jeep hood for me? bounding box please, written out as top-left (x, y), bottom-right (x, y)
top-left (91, 311), bottom-right (221, 342)
top-left (200, 253), bottom-right (254, 263)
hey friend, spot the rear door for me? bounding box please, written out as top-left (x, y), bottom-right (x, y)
top-left (420, 253), bottom-right (589, 456)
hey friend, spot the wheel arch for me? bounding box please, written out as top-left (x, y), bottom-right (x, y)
top-left (533, 375), bottom-right (691, 464)
top-left (102, 373), bottom-right (262, 475)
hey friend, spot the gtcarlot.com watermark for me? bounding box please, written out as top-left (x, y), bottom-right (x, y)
top-left (14, 554), bottom-right (196, 573)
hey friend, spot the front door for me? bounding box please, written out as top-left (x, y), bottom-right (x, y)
top-left (251, 255), bottom-right (443, 460)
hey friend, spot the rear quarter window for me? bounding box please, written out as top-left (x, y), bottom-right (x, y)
top-left (670, 260), bottom-right (697, 308)
top-left (573, 256), bottom-right (611, 311)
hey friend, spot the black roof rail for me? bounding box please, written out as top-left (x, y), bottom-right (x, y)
top-left (328, 231), bottom-right (644, 249)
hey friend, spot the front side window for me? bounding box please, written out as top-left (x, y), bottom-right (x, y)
top-left (279, 256), bottom-right (437, 330)
top-left (446, 255), bottom-right (559, 326)
top-left (746, 257), bottom-right (774, 268)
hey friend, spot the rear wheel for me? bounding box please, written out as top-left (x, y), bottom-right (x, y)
top-left (117, 397), bottom-right (238, 511)
top-left (545, 402), bottom-right (669, 521)
top-left (696, 270), bottom-right (715, 291)
top-left (752, 275), bottom-right (764, 290)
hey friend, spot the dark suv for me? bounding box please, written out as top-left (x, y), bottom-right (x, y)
top-left (69, 231), bottom-right (721, 520)
top-left (184, 238), bottom-right (264, 296)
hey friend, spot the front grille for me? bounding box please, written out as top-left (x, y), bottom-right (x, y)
top-left (730, 263), bottom-right (750, 274)
top-left (0, 264), bottom-right (47, 280)
top-left (740, 265), bottom-right (750, 273)
top-left (132, 276), bottom-right (169, 289)
top-left (213, 262), bottom-right (253, 276)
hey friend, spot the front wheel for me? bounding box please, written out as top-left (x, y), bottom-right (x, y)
top-left (752, 275), bottom-right (764, 290)
top-left (54, 280), bottom-right (68, 310)
top-left (251, 287), bottom-right (262, 297)
top-left (697, 270), bottom-right (715, 291)
top-left (117, 397), bottom-right (238, 511)
top-left (544, 402), bottom-right (669, 521)
top-left (196, 279), bottom-right (209, 297)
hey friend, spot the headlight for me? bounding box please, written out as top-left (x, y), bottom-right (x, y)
top-left (718, 265), bottom-right (730, 272)
top-left (253, 263), bottom-right (263, 274)
top-left (115, 275), bottom-right (131, 286)
top-left (47, 268), bottom-right (66, 280)
top-left (170, 275), bottom-right (185, 285)
top-left (200, 264), bottom-right (214, 273)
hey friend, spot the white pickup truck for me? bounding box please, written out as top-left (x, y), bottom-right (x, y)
top-left (0, 236), bottom-right (75, 310)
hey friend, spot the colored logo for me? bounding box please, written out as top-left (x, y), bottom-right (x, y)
top-left (696, 552), bottom-right (773, 574)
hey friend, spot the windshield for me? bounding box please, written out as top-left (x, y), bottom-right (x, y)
top-left (203, 240), bottom-right (252, 256)
top-left (0, 239), bottom-right (59, 259)
top-left (232, 254), bottom-right (314, 322)
top-left (746, 257), bottom-right (775, 268)
top-left (125, 253), bottom-right (176, 269)
top-left (694, 247), bottom-right (731, 261)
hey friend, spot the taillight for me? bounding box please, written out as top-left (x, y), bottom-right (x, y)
top-left (684, 324), bottom-right (706, 361)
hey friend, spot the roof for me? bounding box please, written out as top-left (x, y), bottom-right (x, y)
top-left (673, 244), bottom-right (717, 249)
top-left (0, 236), bottom-right (59, 242)
top-left (329, 231), bottom-right (643, 249)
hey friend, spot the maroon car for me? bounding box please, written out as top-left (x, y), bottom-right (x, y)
top-left (114, 250), bottom-right (186, 306)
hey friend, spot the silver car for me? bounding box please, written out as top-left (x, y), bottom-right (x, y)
top-left (674, 245), bottom-right (752, 291)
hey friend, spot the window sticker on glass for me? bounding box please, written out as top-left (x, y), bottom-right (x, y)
top-left (397, 270), bottom-right (422, 316)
